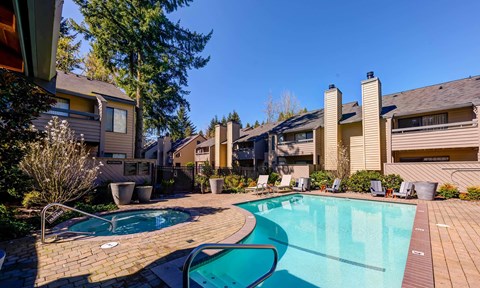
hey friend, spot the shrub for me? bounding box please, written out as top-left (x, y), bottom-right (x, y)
top-left (22, 191), bottom-right (42, 208)
top-left (224, 174), bottom-right (244, 189)
top-left (268, 172), bottom-right (280, 185)
top-left (20, 117), bottom-right (102, 205)
top-left (346, 170), bottom-right (382, 193)
top-left (310, 171), bottom-right (334, 189)
top-left (0, 204), bottom-right (32, 240)
top-left (0, 68), bottom-right (55, 199)
top-left (186, 162), bottom-right (195, 167)
top-left (465, 186), bottom-right (480, 201)
top-left (195, 175), bottom-right (209, 193)
top-left (160, 179), bottom-right (175, 194)
top-left (200, 161), bottom-right (214, 177)
top-left (381, 174), bottom-right (403, 191)
top-left (438, 183), bottom-right (460, 199)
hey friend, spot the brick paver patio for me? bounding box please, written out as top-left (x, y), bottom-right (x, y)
top-left (0, 191), bottom-right (479, 287)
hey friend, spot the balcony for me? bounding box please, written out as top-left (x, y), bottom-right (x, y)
top-left (276, 139), bottom-right (314, 156)
top-left (195, 151), bottom-right (210, 162)
top-left (32, 108), bottom-right (101, 143)
top-left (233, 148), bottom-right (255, 160)
top-left (391, 120), bottom-right (479, 151)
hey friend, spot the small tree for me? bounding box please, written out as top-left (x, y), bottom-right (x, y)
top-left (20, 117), bottom-right (102, 205)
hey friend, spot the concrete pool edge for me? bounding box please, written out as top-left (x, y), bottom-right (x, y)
top-left (48, 206), bottom-right (200, 243)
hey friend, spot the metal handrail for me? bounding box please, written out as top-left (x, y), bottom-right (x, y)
top-left (182, 243), bottom-right (278, 288)
top-left (41, 203), bottom-right (115, 244)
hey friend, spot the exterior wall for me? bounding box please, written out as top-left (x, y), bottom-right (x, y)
top-left (268, 134), bottom-right (276, 166)
top-left (227, 122), bottom-right (241, 168)
top-left (254, 139), bottom-right (267, 160)
top-left (275, 164), bottom-right (315, 179)
top-left (56, 92), bottom-right (96, 114)
top-left (172, 135), bottom-right (205, 166)
top-left (33, 114), bottom-right (101, 143)
top-left (384, 162), bottom-right (480, 192)
top-left (144, 143), bottom-right (157, 160)
top-left (314, 127), bottom-right (324, 167)
top-left (394, 148), bottom-right (478, 162)
top-left (380, 118), bottom-right (387, 172)
top-left (277, 141), bottom-right (314, 156)
top-left (215, 125), bottom-right (227, 168)
top-left (279, 155), bottom-right (313, 164)
top-left (361, 77), bottom-right (382, 170)
top-left (350, 135), bottom-right (365, 173)
top-left (393, 107), bottom-right (475, 128)
top-left (324, 88), bottom-right (342, 170)
top-left (96, 158), bottom-right (156, 185)
top-left (104, 101), bottom-right (135, 158)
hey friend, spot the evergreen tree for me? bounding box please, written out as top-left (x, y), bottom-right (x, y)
top-left (206, 115), bottom-right (219, 138)
top-left (229, 110), bottom-right (241, 126)
top-left (254, 120), bottom-right (260, 128)
top-left (83, 43), bottom-right (113, 82)
top-left (221, 115), bottom-right (227, 126)
top-left (169, 106), bottom-right (196, 141)
top-left (245, 123), bottom-right (251, 128)
top-left (72, 0), bottom-right (212, 157)
top-left (56, 18), bottom-right (82, 72)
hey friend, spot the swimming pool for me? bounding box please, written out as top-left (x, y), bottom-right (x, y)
top-left (68, 209), bottom-right (190, 236)
top-left (190, 194), bottom-right (416, 287)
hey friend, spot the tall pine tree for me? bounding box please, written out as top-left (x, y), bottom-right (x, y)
top-left (169, 106), bottom-right (196, 141)
top-left (56, 18), bottom-right (82, 72)
top-left (72, 0), bottom-right (211, 157)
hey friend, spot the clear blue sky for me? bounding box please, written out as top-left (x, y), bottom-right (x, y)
top-left (63, 0), bottom-right (480, 132)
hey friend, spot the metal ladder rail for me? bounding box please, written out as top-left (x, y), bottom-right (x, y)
top-left (41, 203), bottom-right (115, 243)
top-left (183, 243), bottom-right (278, 288)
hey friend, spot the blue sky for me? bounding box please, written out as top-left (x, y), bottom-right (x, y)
top-left (63, 0), bottom-right (480, 132)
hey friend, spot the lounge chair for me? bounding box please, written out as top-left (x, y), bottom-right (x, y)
top-left (272, 175), bottom-right (292, 193)
top-left (245, 175), bottom-right (269, 195)
top-left (370, 180), bottom-right (386, 197)
top-left (393, 182), bottom-right (414, 199)
top-left (326, 178), bottom-right (341, 193)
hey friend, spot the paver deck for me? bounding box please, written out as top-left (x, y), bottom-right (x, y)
top-left (0, 191), bottom-right (479, 287)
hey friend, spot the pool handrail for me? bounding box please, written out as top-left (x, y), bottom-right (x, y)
top-left (41, 203), bottom-right (115, 244)
top-left (182, 243), bottom-right (278, 288)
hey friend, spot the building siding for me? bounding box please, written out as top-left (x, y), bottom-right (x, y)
top-left (104, 101), bottom-right (135, 158)
top-left (324, 89), bottom-right (342, 170)
top-left (173, 136), bottom-right (205, 166)
top-left (350, 135), bottom-right (365, 173)
top-left (362, 78), bottom-right (382, 170)
top-left (394, 148), bottom-right (478, 162)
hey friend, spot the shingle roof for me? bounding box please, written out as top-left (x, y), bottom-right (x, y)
top-left (196, 137), bottom-right (215, 148)
top-left (169, 135), bottom-right (205, 153)
top-left (56, 71), bottom-right (133, 102)
top-left (235, 122), bottom-right (279, 143)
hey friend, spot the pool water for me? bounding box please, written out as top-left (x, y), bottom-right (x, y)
top-left (190, 194), bottom-right (416, 288)
top-left (68, 209), bottom-right (190, 236)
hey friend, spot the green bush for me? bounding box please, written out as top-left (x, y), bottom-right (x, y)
top-left (465, 186), bottom-right (480, 201)
top-left (0, 204), bottom-right (32, 241)
top-left (310, 171), bottom-right (334, 189)
top-left (195, 175), bottom-right (209, 193)
top-left (381, 174), bottom-right (403, 191)
top-left (224, 174), bottom-right (244, 189)
top-left (438, 183), bottom-right (460, 199)
top-left (186, 162), bottom-right (195, 167)
top-left (268, 172), bottom-right (280, 184)
top-left (22, 191), bottom-right (42, 208)
top-left (346, 170), bottom-right (382, 193)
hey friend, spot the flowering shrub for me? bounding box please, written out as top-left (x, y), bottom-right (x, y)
top-left (464, 186), bottom-right (480, 201)
top-left (20, 117), bottom-right (102, 205)
top-left (437, 183), bottom-right (459, 199)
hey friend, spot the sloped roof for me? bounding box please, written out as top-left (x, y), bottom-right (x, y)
top-left (235, 122), bottom-right (279, 143)
top-left (197, 137), bottom-right (215, 148)
top-left (169, 134), bottom-right (205, 153)
top-left (56, 71), bottom-right (133, 102)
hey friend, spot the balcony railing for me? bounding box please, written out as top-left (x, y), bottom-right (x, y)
top-left (391, 120), bottom-right (479, 151)
top-left (45, 107), bottom-right (100, 120)
top-left (233, 148), bottom-right (255, 160)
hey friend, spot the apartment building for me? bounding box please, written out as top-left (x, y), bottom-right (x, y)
top-left (195, 138), bottom-right (215, 167)
top-left (32, 71), bottom-right (136, 158)
top-left (147, 134), bottom-right (206, 166)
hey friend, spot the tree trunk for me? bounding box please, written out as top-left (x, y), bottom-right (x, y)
top-left (134, 51), bottom-right (144, 158)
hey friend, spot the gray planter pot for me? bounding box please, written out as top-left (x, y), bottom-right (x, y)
top-left (209, 178), bottom-right (224, 194)
top-left (415, 181), bottom-right (438, 201)
top-left (109, 182), bottom-right (135, 205)
top-left (0, 249), bottom-right (5, 271)
top-left (136, 186), bottom-right (153, 203)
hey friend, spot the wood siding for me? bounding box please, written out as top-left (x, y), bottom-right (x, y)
top-left (173, 136), bottom-right (205, 166)
top-left (275, 164), bottom-right (315, 179)
top-left (362, 78), bottom-right (382, 170)
top-left (394, 148), bottom-right (478, 162)
top-left (104, 101), bottom-right (135, 158)
top-left (277, 141), bottom-right (314, 156)
top-left (324, 88), bottom-right (342, 170)
top-left (391, 124), bottom-right (479, 151)
top-left (56, 92), bottom-right (96, 114)
top-left (393, 107), bottom-right (475, 128)
top-left (314, 127), bottom-right (324, 167)
top-left (215, 125), bottom-right (227, 167)
top-left (96, 158), bottom-right (155, 185)
top-left (33, 114), bottom-right (101, 143)
top-left (350, 136), bottom-right (365, 173)
top-left (384, 162), bottom-right (480, 192)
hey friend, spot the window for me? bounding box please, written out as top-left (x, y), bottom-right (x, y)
top-left (271, 136), bottom-right (275, 151)
top-left (398, 113), bottom-right (447, 129)
top-left (175, 163), bottom-right (181, 167)
top-left (106, 107), bottom-right (127, 133)
top-left (104, 153), bottom-right (127, 158)
top-left (47, 97), bottom-right (70, 117)
top-left (175, 152), bottom-right (181, 158)
top-left (294, 131), bottom-right (313, 141)
top-left (278, 134), bottom-right (284, 143)
top-left (399, 156), bottom-right (449, 162)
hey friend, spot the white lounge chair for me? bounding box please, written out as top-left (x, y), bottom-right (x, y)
top-left (272, 175), bottom-right (292, 193)
top-left (393, 182), bottom-right (414, 199)
top-left (326, 178), bottom-right (341, 193)
top-left (370, 180), bottom-right (386, 197)
top-left (245, 175), bottom-right (269, 195)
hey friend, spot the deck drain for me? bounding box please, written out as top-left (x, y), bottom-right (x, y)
top-left (186, 239), bottom-right (195, 243)
top-left (412, 250), bottom-right (425, 256)
top-left (100, 242), bottom-right (118, 249)
top-left (436, 223), bottom-right (450, 228)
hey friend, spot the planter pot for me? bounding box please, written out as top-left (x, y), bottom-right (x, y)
top-left (414, 181), bottom-right (438, 201)
top-left (136, 186), bottom-right (153, 203)
top-left (109, 182), bottom-right (135, 205)
top-left (209, 178), bottom-right (224, 194)
top-left (0, 249), bottom-right (5, 271)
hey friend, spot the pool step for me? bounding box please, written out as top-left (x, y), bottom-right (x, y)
top-left (190, 271), bottom-right (246, 288)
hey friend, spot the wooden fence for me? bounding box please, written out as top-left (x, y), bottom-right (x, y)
top-left (96, 158), bottom-right (156, 185)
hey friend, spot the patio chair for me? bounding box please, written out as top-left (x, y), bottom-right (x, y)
top-left (245, 175), bottom-right (269, 195)
top-left (326, 178), bottom-right (342, 193)
top-left (393, 182), bottom-right (414, 199)
top-left (272, 175), bottom-right (292, 193)
top-left (370, 180), bottom-right (386, 197)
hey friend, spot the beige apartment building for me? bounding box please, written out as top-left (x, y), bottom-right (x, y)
top-left (146, 134), bottom-right (206, 166)
top-left (33, 71), bottom-right (136, 158)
